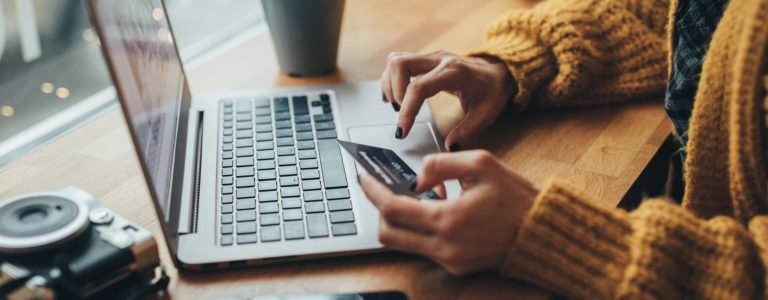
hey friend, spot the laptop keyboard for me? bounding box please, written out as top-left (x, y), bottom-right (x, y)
top-left (218, 93), bottom-right (357, 246)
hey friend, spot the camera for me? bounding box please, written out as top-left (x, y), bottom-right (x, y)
top-left (0, 187), bottom-right (167, 299)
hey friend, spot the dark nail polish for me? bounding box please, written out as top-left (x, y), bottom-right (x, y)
top-left (449, 143), bottom-right (460, 152)
top-left (395, 127), bottom-right (403, 139)
top-left (382, 92), bottom-right (387, 102)
top-left (409, 180), bottom-right (418, 192)
top-left (391, 102), bottom-right (401, 112)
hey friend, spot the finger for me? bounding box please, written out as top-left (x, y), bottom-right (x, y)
top-left (443, 107), bottom-right (494, 151)
top-left (359, 174), bottom-right (440, 232)
top-left (380, 63), bottom-right (393, 103)
top-left (435, 183), bottom-right (447, 199)
top-left (415, 151), bottom-right (493, 193)
top-left (378, 220), bottom-right (434, 255)
top-left (397, 64), bottom-right (461, 139)
top-left (388, 52), bottom-right (441, 105)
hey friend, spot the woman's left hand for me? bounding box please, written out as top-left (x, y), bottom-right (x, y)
top-left (358, 150), bottom-right (539, 275)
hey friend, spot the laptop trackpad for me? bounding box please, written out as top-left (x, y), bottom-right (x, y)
top-left (347, 122), bottom-right (461, 198)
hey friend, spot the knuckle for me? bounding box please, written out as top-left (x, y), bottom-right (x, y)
top-left (423, 154), bottom-right (441, 174)
top-left (470, 150), bottom-right (495, 166)
top-left (442, 56), bottom-right (465, 71)
top-left (390, 55), bottom-right (406, 69)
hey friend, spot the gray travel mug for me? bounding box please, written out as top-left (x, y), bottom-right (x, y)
top-left (261, 0), bottom-right (345, 77)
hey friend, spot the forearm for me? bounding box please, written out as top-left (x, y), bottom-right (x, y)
top-left (468, 0), bottom-right (669, 111)
top-left (503, 181), bottom-right (766, 299)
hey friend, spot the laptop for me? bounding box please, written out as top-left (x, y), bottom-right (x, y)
top-left (86, 0), bottom-right (455, 269)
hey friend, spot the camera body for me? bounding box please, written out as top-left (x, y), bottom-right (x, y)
top-left (0, 187), bottom-right (162, 299)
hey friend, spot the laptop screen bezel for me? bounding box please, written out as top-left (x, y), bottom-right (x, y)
top-left (86, 0), bottom-right (191, 258)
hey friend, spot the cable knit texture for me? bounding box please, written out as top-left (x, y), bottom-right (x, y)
top-left (468, 0), bottom-right (768, 298)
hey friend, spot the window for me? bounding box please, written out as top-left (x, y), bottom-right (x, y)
top-left (0, 0), bottom-right (262, 165)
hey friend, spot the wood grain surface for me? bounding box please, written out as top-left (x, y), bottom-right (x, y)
top-left (0, 0), bottom-right (671, 299)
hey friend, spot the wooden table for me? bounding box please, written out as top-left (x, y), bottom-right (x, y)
top-left (0, 0), bottom-right (671, 299)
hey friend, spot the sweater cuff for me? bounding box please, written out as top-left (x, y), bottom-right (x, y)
top-left (501, 181), bottom-right (633, 299)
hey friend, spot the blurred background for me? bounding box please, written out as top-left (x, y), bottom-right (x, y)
top-left (0, 0), bottom-right (264, 165)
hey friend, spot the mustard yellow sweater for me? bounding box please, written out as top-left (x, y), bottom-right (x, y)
top-left (468, 0), bottom-right (768, 298)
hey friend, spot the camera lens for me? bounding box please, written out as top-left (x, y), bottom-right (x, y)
top-left (0, 194), bottom-right (89, 254)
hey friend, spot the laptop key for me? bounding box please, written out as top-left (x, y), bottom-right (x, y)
top-left (236, 177), bottom-right (255, 188)
top-left (319, 93), bottom-right (330, 102)
top-left (329, 211), bottom-right (355, 223)
top-left (323, 106), bottom-right (332, 113)
top-left (300, 169), bottom-right (320, 179)
top-left (221, 194), bottom-right (233, 204)
top-left (281, 187), bottom-right (300, 198)
top-left (327, 199), bottom-right (352, 211)
top-left (237, 199), bottom-right (256, 210)
top-left (221, 204), bottom-right (233, 214)
top-left (258, 191), bottom-right (278, 202)
top-left (299, 159), bottom-right (318, 169)
top-left (256, 132), bottom-right (273, 141)
top-left (305, 202), bottom-right (325, 213)
top-left (282, 197), bottom-right (301, 209)
top-left (236, 210), bottom-right (256, 222)
top-left (302, 180), bottom-right (321, 190)
top-left (237, 234), bottom-right (258, 244)
top-left (221, 224), bottom-right (233, 235)
top-left (236, 121), bottom-right (251, 130)
top-left (259, 202), bottom-right (279, 214)
top-left (222, 176), bottom-right (233, 185)
top-left (260, 213), bottom-right (280, 226)
top-left (236, 130), bottom-right (253, 138)
top-left (314, 122), bottom-right (335, 131)
top-left (221, 235), bottom-right (233, 246)
top-left (257, 170), bottom-right (276, 180)
top-left (237, 222), bottom-right (257, 234)
top-left (331, 223), bottom-right (357, 236)
top-left (313, 113), bottom-right (333, 122)
top-left (221, 214), bottom-right (234, 224)
top-left (223, 136), bottom-right (234, 143)
top-left (221, 186), bottom-right (233, 195)
top-left (258, 180), bottom-right (277, 191)
top-left (222, 151), bottom-right (233, 159)
top-left (223, 121), bottom-right (233, 129)
top-left (255, 116), bottom-right (272, 124)
top-left (260, 225), bottom-right (281, 242)
top-left (292, 96), bottom-right (309, 115)
top-left (295, 123), bottom-right (312, 132)
top-left (296, 132), bottom-right (314, 141)
top-left (276, 137), bottom-right (294, 147)
top-left (278, 156), bottom-right (296, 166)
top-left (274, 97), bottom-right (289, 112)
top-left (298, 150), bottom-right (316, 159)
top-left (277, 147), bottom-right (295, 156)
top-left (280, 176), bottom-right (299, 186)
top-left (303, 191), bottom-right (323, 202)
top-left (275, 120), bottom-right (292, 129)
top-left (294, 115), bottom-right (311, 123)
top-left (255, 124), bottom-right (272, 132)
top-left (254, 98), bottom-right (270, 108)
top-left (257, 160), bottom-right (276, 170)
top-left (236, 157), bottom-right (254, 167)
top-left (297, 141), bottom-right (315, 150)
top-left (275, 112), bottom-right (291, 121)
top-left (284, 221), bottom-right (305, 240)
top-left (235, 100), bottom-right (250, 112)
top-left (256, 141), bottom-right (274, 150)
top-left (254, 108), bottom-right (270, 116)
top-left (316, 130), bottom-right (337, 139)
top-left (307, 213), bottom-right (329, 238)
top-left (236, 167), bottom-right (254, 177)
top-left (317, 140), bottom-right (348, 188)
top-left (222, 144), bottom-right (233, 151)
top-left (236, 114), bottom-right (251, 122)
top-left (236, 139), bottom-right (252, 148)
top-left (279, 166), bottom-right (297, 176)
top-left (311, 100), bottom-right (322, 107)
top-left (236, 148), bottom-right (254, 157)
top-left (222, 159), bottom-right (233, 168)
top-left (257, 150), bottom-right (275, 160)
top-left (236, 188), bottom-right (255, 199)
top-left (326, 188), bottom-right (350, 200)
top-left (222, 168), bottom-right (233, 176)
top-left (276, 129), bottom-right (293, 138)
top-left (283, 208), bottom-right (303, 221)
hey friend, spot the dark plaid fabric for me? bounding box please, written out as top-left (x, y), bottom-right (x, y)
top-left (665, 0), bottom-right (728, 162)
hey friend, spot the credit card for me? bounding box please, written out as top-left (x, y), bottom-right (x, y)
top-left (338, 140), bottom-right (440, 200)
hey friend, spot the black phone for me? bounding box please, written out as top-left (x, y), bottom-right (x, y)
top-left (218, 291), bottom-right (408, 300)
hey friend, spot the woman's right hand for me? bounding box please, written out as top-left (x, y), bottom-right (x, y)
top-left (381, 50), bottom-right (516, 151)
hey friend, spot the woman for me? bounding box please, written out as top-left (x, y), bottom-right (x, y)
top-left (359, 0), bottom-right (768, 298)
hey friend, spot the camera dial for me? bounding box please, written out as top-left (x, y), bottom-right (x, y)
top-left (0, 193), bottom-right (90, 254)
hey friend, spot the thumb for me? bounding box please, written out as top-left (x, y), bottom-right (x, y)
top-left (443, 108), bottom-right (492, 152)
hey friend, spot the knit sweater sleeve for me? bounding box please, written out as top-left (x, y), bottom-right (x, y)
top-left (466, 0), bottom-right (669, 110)
top-left (504, 181), bottom-right (768, 299)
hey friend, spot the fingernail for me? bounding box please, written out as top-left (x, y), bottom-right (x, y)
top-left (391, 102), bottom-right (401, 112)
top-left (382, 92), bottom-right (387, 102)
top-left (449, 143), bottom-right (460, 152)
top-left (409, 179), bottom-right (418, 192)
top-left (395, 127), bottom-right (403, 139)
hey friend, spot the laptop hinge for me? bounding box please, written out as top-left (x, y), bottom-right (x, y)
top-left (178, 110), bottom-right (204, 234)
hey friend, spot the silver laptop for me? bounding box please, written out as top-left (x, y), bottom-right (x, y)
top-left (87, 0), bottom-right (452, 269)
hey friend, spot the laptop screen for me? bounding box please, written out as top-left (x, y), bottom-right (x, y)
top-left (90, 0), bottom-right (188, 222)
